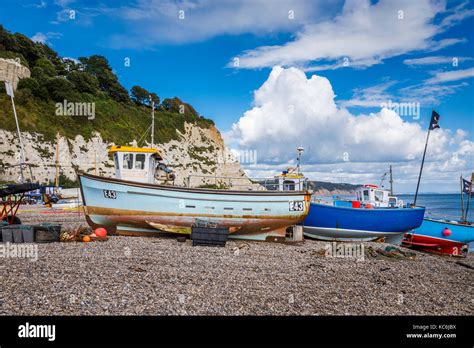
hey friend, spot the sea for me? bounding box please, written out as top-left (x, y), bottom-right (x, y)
top-left (316, 193), bottom-right (473, 250)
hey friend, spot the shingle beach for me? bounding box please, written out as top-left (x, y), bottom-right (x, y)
top-left (0, 207), bottom-right (472, 316)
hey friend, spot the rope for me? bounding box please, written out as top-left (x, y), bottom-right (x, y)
top-left (137, 124), bottom-right (152, 147)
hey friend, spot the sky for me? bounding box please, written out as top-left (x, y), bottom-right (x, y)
top-left (0, 0), bottom-right (473, 193)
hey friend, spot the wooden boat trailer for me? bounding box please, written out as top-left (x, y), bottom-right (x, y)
top-left (0, 183), bottom-right (40, 224)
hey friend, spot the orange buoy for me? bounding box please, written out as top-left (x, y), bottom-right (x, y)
top-left (365, 203), bottom-right (374, 209)
top-left (82, 235), bottom-right (91, 243)
top-left (95, 227), bottom-right (107, 238)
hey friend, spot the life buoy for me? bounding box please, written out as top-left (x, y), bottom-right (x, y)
top-left (363, 184), bottom-right (379, 188)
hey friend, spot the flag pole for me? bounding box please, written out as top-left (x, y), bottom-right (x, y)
top-left (465, 173), bottom-right (474, 222)
top-left (6, 82), bottom-right (26, 182)
top-left (460, 175), bottom-right (465, 221)
top-left (413, 128), bottom-right (431, 206)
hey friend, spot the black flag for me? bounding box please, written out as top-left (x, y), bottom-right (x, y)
top-left (462, 178), bottom-right (472, 195)
top-left (429, 110), bottom-right (440, 130)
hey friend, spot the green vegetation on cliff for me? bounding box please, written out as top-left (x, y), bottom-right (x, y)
top-left (0, 25), bottom-right (214, 144)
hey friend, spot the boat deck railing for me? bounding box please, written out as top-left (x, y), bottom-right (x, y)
top-left (186, 174), bottom-right (309, 191)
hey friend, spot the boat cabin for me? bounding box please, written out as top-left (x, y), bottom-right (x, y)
top-left (108, 146), bottom-right (173, 184)
top-left (355, 184), bottom-right (402, 208)
top-left (275, 168), bottom-right (306, 191)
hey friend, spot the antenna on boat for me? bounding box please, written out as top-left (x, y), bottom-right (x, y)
top-left (296, 146), bottom-right (304, 175)
top-left (149, 95), bottom-right (155, 149)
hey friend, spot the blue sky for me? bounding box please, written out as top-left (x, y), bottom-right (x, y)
top-left (1, 0), bottom-right (473, 192)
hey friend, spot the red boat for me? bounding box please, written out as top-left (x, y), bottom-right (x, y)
top-left (402, 218), bottom-right (473, 257)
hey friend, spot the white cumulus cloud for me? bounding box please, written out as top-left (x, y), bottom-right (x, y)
top-left (227, 66), bottom-right (473, 189)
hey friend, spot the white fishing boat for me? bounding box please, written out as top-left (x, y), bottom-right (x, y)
top-left (79, 146), bottom-right (311, 241)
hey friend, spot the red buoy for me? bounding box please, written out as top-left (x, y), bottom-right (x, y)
top-left (442, 227), bottom-right (451, 237)
top-left (95, 227), bottom-right (107, 238)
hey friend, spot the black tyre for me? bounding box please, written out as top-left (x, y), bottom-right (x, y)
top-left (2, 216), bottom-right (21, 224)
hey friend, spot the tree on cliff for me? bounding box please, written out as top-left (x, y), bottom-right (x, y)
top-left (79, 55), bottom-right (130, 103)
top-left (149, 92), bottom-right (160, 106)
top-left (0, 25), bottom-right (215, 146)
top-left (161, 97), bottom-right (198, 116)
top-left (131, 86), bottom-right (160, 107)
top-left (130, 85), bottom-right (149, 105)
top-left (67, 71), bottom-right (100, 95)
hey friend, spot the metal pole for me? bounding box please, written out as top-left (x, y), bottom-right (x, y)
top-left (414, 129), bottom-right (431, 205)
top-left (55, 132), bottom-right (60, 187)
top-left (465, 173), bottom-right (473, 221)
top-left (9, 92), bottom-right (26, 183)
top-left (150, 95), bottom-right (155, 148)
top-left (460, 175), bottom-right (465, 221)
top-left (389, 165), bottom-right (393, 195)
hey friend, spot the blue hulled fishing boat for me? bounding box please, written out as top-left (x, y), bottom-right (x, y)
top-left (402, 218), bottom-right (473, 257)
top-left (401, 112), bottom-right (474, 256)
top-left (402, 174), bottom-right (474, 257)
top-left (303, 185), bottom-right (425, 241)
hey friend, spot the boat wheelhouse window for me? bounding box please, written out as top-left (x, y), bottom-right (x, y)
top-left (114, 154), bottom-right (119, 169)
top-left (375, 190), bottom-right (384, 202)
top-left (363, 190), bottom-right (369, 201)
top-left (135, 154), bottom-right (146, 170)
top-left (123, 153), bottom-right (134, 169)
top-left (283, 180), bottom-right (295, 191)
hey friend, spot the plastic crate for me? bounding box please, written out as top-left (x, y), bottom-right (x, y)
top-left (33, 223), bottom-right (61, 243)
top-left (0, 221), bottom-right (8, 242)
top-left (191, 224), bottom-right (229, 247)
top-left (1, 225), bottom-right (34, 243)
top-left (1, 227), bottom-right (13, 243)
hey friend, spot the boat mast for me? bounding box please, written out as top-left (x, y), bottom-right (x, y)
top-left (149, 95), bottom-right (155, 148)
top-left (465, 173), bottom-right (473, 221)
top-left (389, 165), bottom-right (393, 195)
top-left (55, 132), bottom-right (59, 188)
top-left (460, 175), bottom-right (465, 221)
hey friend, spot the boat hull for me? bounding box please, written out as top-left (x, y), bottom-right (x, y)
top-left (303, 202), bottom-right (425, 242)
top-left (78, 173), bottom-right (311, 241)
top-left (402, 218), bottom-right (473, 257)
